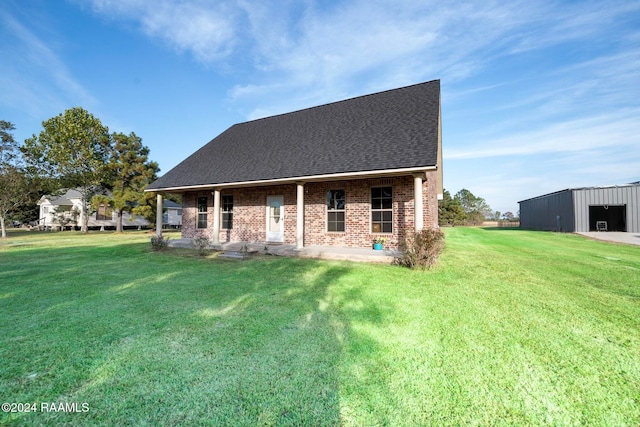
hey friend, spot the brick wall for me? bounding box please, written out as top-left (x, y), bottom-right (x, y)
top-left (181, 192), bottom-right (213, 240)
top-left (180, 172), bottom-right (439, 249)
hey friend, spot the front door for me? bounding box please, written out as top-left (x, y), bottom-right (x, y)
top-left (266, 195), bottom-right (284, 242)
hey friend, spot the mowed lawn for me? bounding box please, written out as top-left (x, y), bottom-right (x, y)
top-left (0, 228), bottom-right (638, 426)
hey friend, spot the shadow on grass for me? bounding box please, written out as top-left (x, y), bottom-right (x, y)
top-left (0, 238), bottom-right (388, 425)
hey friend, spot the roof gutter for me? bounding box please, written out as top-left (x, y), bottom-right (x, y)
top-left (145, 165), bottom-right (438, 193)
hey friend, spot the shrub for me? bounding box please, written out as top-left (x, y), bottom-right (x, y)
top-left (193, 236), bottom-right (210, 256)
top-left (150, 235), bottom-right (170, 251)
top-left (395, 228), bottom-right (445, 269)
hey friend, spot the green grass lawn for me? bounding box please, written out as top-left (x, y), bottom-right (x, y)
top-left (1, 228), bottom-right (638, 426)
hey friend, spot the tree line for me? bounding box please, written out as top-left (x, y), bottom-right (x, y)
top-left (0, 107), bottom-right (163, 238)
top-left (438, 188), bottom-right (517, 226)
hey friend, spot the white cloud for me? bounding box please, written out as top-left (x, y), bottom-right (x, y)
top-left (76, 0), bottom-right (640, 121)
top-left (446, 110), bottom-right (640, 160)
top-left (226, 0), bottom-right (538, 119)
top-left (0, 8), bottom-right (96, 119)
top-left (79, 1), bottom-right (640, 121)
top-left (86, 0), bottom-right (238, 62)
top-left (444, 38), bottom-right (640, 159)
top-left (507, 1), bottom-right (640, 54)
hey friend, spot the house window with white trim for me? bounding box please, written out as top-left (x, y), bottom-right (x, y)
top-left (371, 187), bottom-right (392, 233)
top-left (96, 205), bottom-right (113, 221)
top-left (222, 195), bottom-right (233, 229)
top-left (327, 189), bottom-right (345, 232)
top-left (197, 197), bottom-right (208, 229)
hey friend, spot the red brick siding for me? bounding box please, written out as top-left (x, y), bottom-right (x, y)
top-left (221, 184), bottom-right (297, 244)
top-left (180, 172), bottom-right (439, 249)
top-left (181, 192), bottom-right (214, 239)
top-left (424, 170), bottom-right (439, 229)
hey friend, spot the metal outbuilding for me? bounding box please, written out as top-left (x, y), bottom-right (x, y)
top-left (519, 182), bottom-right (640, 233)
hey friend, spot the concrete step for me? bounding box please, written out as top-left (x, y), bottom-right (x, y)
top-left (218, 251), bottom-right (249, 259)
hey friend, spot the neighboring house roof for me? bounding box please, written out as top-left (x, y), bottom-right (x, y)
top-left (38, 189), bottom-right (83, 206)
top-left (147, 80), bottom-right (441, 191)
top-left (163, 200), bottom-right (181, 209)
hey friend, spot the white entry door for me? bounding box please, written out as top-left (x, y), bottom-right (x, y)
top-left (266, 195), bottom-right (285, 242)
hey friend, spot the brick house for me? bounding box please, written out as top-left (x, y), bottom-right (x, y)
top-left (146, 80), bottom-right (443, 249)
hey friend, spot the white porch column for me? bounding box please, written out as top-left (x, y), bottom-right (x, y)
top-left (413, 173), bottom-right (424, 232)
top-left (296, 182), bottom-right (305, 250)
top-left (155, 193), bottom-right (163, 237)
top-left (212, 189), bottom-right (220, 245)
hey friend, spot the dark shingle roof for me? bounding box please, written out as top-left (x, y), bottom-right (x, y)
top-left (147, 80), bottom-right (440, 190)
top-left (162, 200), bottom-right (181, 208)
top-left (40, 189), bottom-right (82, 205)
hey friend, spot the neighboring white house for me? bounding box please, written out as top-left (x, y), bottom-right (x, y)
top-left (163, 200), bottom-right (182, 228)
top-left (37, 189), bottom-right (150, 230)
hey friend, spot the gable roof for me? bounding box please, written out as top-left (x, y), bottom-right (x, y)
top-left (147, 80), bottom-right (441, 191)
top-left (38, 189), bottom-right (83, 206)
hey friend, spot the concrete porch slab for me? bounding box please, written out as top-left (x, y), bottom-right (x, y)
top-left (167, 238), bottom-right (399, 263)
top-left (215, 241), bottom-right (399, 263)
top-left (297, 245), bottom-right (399, 263)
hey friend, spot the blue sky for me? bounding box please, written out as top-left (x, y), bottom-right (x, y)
top-left (1, 0), bottom-right (639, 214)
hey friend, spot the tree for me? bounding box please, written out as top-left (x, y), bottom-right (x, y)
top-left (0, 166), bottom-right (32, 237)
top-left (438, 189), bottom-right (465, 226)
top-left (453, 189), bottom-right (477, 214)
top-left (13, 175), bottom-right (60, 226)
top-left (0, 121), bottom-right (38, 238)
top-left (95, 132), bottom-right (160, 232)
top-left (1, 120), bottom-right (18, 164)
top-left (453, 188), bottom-right (493, 225)
top-left (502, 211), bottom-right (515, 221)
top-left (132, 192), bottom-right (181, 231)
top-left (51, 205), bottom-right (80, 231)
top-left (22, 107), bottom-right (112, 233)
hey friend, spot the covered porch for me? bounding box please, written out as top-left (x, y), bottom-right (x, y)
top-left (151, 170), bottom-right (431, 251)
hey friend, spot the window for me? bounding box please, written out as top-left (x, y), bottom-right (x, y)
top-left (327, 190), bottom-right (345, 232)
top-left (96, 205), bottom-right (113, 221)
top-left (222, 195), bottom-right (233, 229)
top-left (197, 197), bottom-right (208, 229)
top-left (371, 187), bottom-right (392, 233)
top-left (177, 209), bottom-right (183, 216)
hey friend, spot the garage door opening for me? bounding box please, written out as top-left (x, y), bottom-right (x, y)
top-left (589, 205), bottom-right (626, 231)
